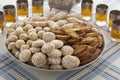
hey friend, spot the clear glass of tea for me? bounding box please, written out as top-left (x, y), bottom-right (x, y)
top-left (32, 0), bottom-right (43, 16)
top-left (111, 19), bottom-right (120, 42)
top-left (17, 0), bottom-right (28, 20)
top-left (81, 0), bottom-right (93, 21)
top-left (3, 5), bottom-right (16, 27)
top-left (109, 10), bottom-right (120, 31)
top-left (96, 4), bottom-right (108, 27)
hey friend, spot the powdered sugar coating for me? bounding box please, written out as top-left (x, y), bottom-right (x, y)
top-left (15, 51), bottom-right (20, 59)
top-left (62, 55), bottom-right (80, 69)
top-left (47, 49), bottom-right (62, 58)
top-left (42, 32), bottom-right (56, 42)
top-left (31, 53), bottom-right (47, 67)
top-left (41, 43), bottom-right (55, 53)
top-left (51, 40), bottom-right (64, 48)
top-left (8, 35), bottom-right (18, 42)
top-left (15, 27), bottom-right (24, 36)
top-left (35, 27), bottom-right (42, 32)
top-left (23, 24), bottom-right (33, 31)
top-left (19, 49), bottom-right (31, 62)
top-left (38, 31), bottom-right (45, 38)
top-left (29, 47), bottom-right (41, 54)
top-left (48, 57), bottom-right (61, 65)
top-left (26, 40), bottom-right (33, 47)
top-left (8, 42), bottom-right (16, 50)
top-left (61, 46), bottom-right (74, 56)
top-left (27, 29), bottom-right (37, 34)
top-left (32, 40), bottom-right (45, 48)
top-left (19, 33), bottom-right (28, 41)
top-left (16, 39), bottom-right (25, 48)
top-left (29, 32), bottom-right (38, 41)
top-left (20, 45), bottom-right (30, 51)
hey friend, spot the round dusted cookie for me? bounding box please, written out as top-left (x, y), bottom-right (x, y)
top-left (29, 31), bottom-right (38, 41)
top-left (19, 49), bottom-right (31, 62)
top-left (15, 27), bottom-right (24, 36)
top-left (12, 48), bottom-right (19, 54)
top-left (20, 45), bottom-right (30, 51)
top-left (47, 49), bottom-right (62, 58)
top-left (48, 57), bottom-right (61, 65)
top-left (8, 42), bottom-right (16, 50)
top-left (61, 46), bottom-right (74, 56)
top-left (8, 34), bottom-right (18, 42)
top-left (41, 43), bottom-right (55, 53)
top-left (51, 40), bottom-right (64, 48)
top-left (62, 55), bottom-right (80, 69)
top-left (29, 47), bottom-right (41, 54)
top-left (38, 31), bottom-right (45, 38)
top-left (32, 39), bottom-right (45, 48)
top-left (31, 52), bottom-right (47, 67)
top-left (26, 40), bottom-right (33, 47)
top-left (15, 51), bottom-right (20, 59)
top-left (35, 27), bottom-right (42, 32)
top-left (19, 33), bottom-right (29, 41)
top-left (16, 39), bottom-right (25, 48)
top-left (27, 29), bottom-right (36, 34)
top-left (23, 24), bottom-right (33, 31)
top-left (42, 32), bottom-right (56, 42)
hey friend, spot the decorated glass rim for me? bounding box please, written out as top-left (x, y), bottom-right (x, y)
top-left (96, 4), bottom-right (108, 10)
top-left (32, 0), bottom-right (43, 5)
top-left (17, 0), bottom-right (28, 10)
top-left (3, 5), bottom-right (15, 9)
top-left (82, 0), bottom-right (93, 3)
top-left (96, 4), bottom-right (108, 15)
top-left (112, 19), bottom-right (120, 31)
top-left (17, 0), bottom-right (28, 3)
top-left (109, 10), bottom-right (120, 19)
top-left (3, 5), bottom-right (15, 16)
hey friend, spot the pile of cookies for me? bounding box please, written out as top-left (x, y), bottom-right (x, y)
top-left (6, 11), bottom-right (104, 70)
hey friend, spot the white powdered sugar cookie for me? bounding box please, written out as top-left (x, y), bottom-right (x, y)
top-left (62, 55), bottom-right (80, 69)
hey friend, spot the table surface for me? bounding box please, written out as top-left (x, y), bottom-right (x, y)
top-left (0, 0), bottom-right (120, 80)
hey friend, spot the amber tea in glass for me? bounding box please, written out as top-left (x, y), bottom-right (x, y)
top-left (0, 11), bottom-right (4, 33)
top-left (17, 0), bottom-right (28, 20)
top-left (3, 5), bottom-right (16, 27)
top-left (81, 0), bottom-right (93, 21)
top-left (111, 19), bottom-right (120, 42)
top-left (32, 0), bottom-right (43, 16)
top-left (109, 10), bottom-right (120, 31)
top-left (96, 4), bottom-right (108, 26)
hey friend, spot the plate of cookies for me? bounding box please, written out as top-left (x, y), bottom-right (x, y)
top-left (5, 11), bottom-right (104, 71)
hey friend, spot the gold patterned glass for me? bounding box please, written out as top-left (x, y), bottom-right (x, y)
top-left (111, 19), bottom-right (120, 42)
top-left (81, 0), bottom-right (93, 21)
top-left (3, 5), bottom-right (16, 27)
top-left (32, 0), bottom-right (43, 16)
top-left (96, 4), bottom-right (108, 26)
top-left (109, 10), bottom-right (120, 31)
top-left (17, 0), bottom-right (28, 20)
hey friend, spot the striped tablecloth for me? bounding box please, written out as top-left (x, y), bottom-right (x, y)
top-left (0, 0), bottom-right (120, 80)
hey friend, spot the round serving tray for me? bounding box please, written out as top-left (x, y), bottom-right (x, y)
top-left (4, 25), bottom-right (105, 72)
